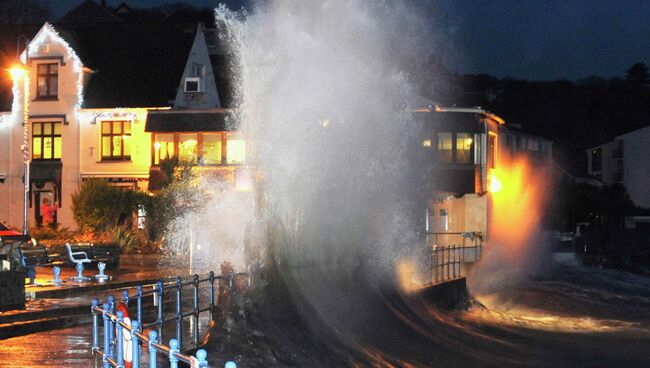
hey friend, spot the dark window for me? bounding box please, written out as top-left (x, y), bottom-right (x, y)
top-left (101, 121), bottom-right (131, 160)
top-left (591, 148), bottom-right (602, 172)
top-left (36, 63), bottom-right (58, 99)
top-left (32, 122), bottom-right (62, 160)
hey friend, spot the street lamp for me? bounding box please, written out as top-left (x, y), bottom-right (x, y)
top-left (12, 35), bottom-right (30, 235)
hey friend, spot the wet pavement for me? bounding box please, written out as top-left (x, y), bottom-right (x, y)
top-left (0, 256), bottom-right (221, 366)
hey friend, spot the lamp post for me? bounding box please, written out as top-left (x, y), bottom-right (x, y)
top-left (17, 35), bottom-right (30, 235)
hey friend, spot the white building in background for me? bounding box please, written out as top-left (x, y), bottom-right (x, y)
top-left (586, 125), bottom-right (650, 208)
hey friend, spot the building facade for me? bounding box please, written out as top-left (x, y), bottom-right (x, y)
top-left (586, 125), bottom-right (650, 208)
top-left (0, 19), bottom-right (247, 230)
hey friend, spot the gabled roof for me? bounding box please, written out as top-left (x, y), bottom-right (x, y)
top-left (58, 0), bottom-right (123, 24)
top-left (58, 22), bottom-right (196, 108)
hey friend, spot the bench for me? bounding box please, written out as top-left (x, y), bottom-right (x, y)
top-left (66, 243), bottom-right (92, 265)
top-left (16, 245), bottom-right (49, 268)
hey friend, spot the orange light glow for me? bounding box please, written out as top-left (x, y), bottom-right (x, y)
top-left (489, 172), bottom-right (502, 193)
top-left (9, 66), bottom-right (25, 80)
top-left (488, 153), bottom-right (548, 257)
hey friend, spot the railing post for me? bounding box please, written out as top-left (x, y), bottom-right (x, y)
top-left (446, 245), bottom-right (451, 280)
top-left (107, 295), bottom-right (115, 351)
top-left (116, 310), bottom-right (125, 368)
top-left (169, 338), bottom-right (180, 368)
top-left (131, 320), bottom-right (140, 368)
top-left (136, 285), bottom-right (143, 326)
top-left (92, 299), bottom-right (99, 351)
top-left (156, 280), bottom-right (164, 342)
top-left (209, 271), bottom-right (215, 307)
top-left (175, 276), bottom-right (183, 348)
top-left (122, 290), bottom-right (129, 307)
top-left (195, 349), bottom-right (208, 368)
top-left (193, 274), bottom-right (199, 345)
top-left (148, 330), bottom-right (158, 368)
top-left (102, 303), bottom-right (111, 368)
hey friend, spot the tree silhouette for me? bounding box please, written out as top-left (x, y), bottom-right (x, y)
top-left (624, 62), bottom-right (649, 87)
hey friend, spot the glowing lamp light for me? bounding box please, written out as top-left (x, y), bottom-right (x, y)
top-left (154, 142), bottom-right (161, 150)
top-left (422, 139), bottom-right (432, 147)
top-left (9, 66), bottom-right (25, 80)
top-left (489, 173), bottom-right (502, 193)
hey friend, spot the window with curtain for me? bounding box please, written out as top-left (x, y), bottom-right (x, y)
top-left (456, 133), bottom-right (472, 163)
top-left (32, 121), bottom-right (62, 160)
top-left (101, 121), bottom-right (131, 160)
top-left (437, 132), bottom-right (452, 162)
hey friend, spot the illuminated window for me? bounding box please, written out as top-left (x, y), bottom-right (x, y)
top-left (36, 63), bottom-right (58, 99)
top-left (456, 133), bottom-right (472, 163)
top-left (439, 208), bottom-right (449, 231)
top-left (226, 137), bottom-right (246, 165)
top-left (437, 132), bottom-right (452, 162)
top-left (101, 121), bottom-right (131, 160)
top-left (178, 133), bottom-right (198, 163)
top-left (153, 134), bottom-right (175, 165)
top-left (32, 122), bottom-right (61, 160)
top-left (488, 133), bottom-right (497, 169)
top-left (202, 133), bottom-right (222, 165)
top-left (422, 139), bottom-right (432, 147)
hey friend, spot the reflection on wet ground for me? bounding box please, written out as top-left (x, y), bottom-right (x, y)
top-left (0, 313), bottom-right (213, 367)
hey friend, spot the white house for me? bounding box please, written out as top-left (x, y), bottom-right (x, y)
top-left (0, 16), bottom-right (246, 230)
top-left (586, 125), bottom-right (650, 208)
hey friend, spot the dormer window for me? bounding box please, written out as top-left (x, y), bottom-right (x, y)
top-left (36, 63), bottom-right (58, 99)
top-left (191, 63), bottom-right (203, 77)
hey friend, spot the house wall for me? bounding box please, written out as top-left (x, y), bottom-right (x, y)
top-left (173, 26), bottom-right (221, 109)
top-left (621, 126), bottom-right (650, 208)
top-left (586, 126), bottom-right (650, 208)
top-left (78, 108), bottom-right (152, 191)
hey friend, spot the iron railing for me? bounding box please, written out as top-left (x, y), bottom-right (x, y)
top-left (430, 244), bottom-right (483, 284)
top-left (91, 271), bottom-right (242, 367)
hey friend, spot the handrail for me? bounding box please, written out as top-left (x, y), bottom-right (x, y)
top-left (91, 270), bottom-right (248, 368)
top-left (430, 244), bottom-right (483, 284)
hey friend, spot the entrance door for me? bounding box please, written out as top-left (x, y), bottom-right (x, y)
top-left (35, 191), bottom-right (56, 226)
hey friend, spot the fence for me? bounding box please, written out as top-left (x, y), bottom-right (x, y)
top-left (91, 271), bottom-right (241, 367)
top-left (430, 244), bottom-right (483, 284)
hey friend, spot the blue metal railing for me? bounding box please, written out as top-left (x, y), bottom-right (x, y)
top-left (91, 271), bottom-right (242, 367)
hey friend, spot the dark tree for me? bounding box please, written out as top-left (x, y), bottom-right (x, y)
top-left (0, 0), bottom-right (50, 24)
top-left (624, 62), bottom-right (649, 87)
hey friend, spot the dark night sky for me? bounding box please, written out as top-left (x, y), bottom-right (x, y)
top-left (42, 0), bottom-right (650, 81)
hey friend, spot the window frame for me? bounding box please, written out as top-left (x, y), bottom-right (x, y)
top-left (36, 63), bottom-right (58, 100)
top-left (32, 121), bottom-right (62, 160)
top-left (100, 120), bottom-right (132, 161)
top-left (151, 132), bottom-right (246, 167)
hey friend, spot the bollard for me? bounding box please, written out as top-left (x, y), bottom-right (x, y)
top-left (71, 262), bottom-right (91, 282)
top-left (225, 361), bottom-right (237, 368)
top-left (169, 338), bottom-right (180, 368)
top-left (116, 310), bottom-right (125, 368)
top-left (52, 266), bottom-right (62, 286)
top-left (92, 299), bottom-right (99, 351)
top-left (175, 276), bottom-right (183, 347)
top-left (131, 320), bottom-right (140, 368)
top-left (102, 303), bottom-right (111, 368)
top-left (95, 262), bottom-right (110, 282)
top-left (136, 285), bottom-right (143, 325)
top-left (195, 349), bottom-right (207, 368)
top-left (122, 290), bottom-right (129, 307)
top-left (148, 330), bottom-right (158, 368)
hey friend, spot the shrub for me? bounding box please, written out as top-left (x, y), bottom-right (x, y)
top-left (72, 178), bottom-right (150, 233)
